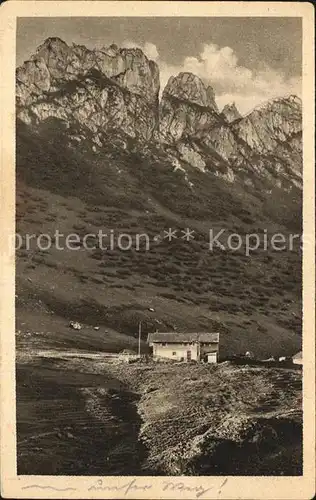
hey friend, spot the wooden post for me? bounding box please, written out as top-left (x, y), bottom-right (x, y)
top-left (138, 321), bottom-right (142, 357)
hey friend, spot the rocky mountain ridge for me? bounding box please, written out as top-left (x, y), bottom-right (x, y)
top-left (16, 37), bottom-right (302, 360)
top-left (16, 37), bottom-right (302, 191)
top-left (17, 37), bottom-right (160, 141)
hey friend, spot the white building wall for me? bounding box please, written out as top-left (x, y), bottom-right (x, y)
top-left (153, 343), bottom-right (199, 361)
top-left (207, 352), bottom-right (217, 364)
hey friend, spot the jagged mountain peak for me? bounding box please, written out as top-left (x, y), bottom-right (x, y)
top-left (163, 72), bottom-right (218, 112)
top-left (244, 94), bottom-right (302, 118)
top-left (233, 94), bottom-right (302, 156)
top-left (285, 94), bottom-right (301, 104)
top-left (16, 38), bottom-right (161, 140)
top-left (19, 37), bottom-right (160, 101)
top-left (221, 102), bottom-right (242, 123)
top-left (36, 36), bottom-right (68, 49)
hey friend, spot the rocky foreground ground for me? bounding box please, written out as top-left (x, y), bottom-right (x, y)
top-left (16, 352), bottom-right (302, 476)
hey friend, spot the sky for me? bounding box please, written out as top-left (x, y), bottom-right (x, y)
top-left (17, 17), bottom-right (302, 114)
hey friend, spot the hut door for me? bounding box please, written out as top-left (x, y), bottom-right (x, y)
top-left (187, 350), bottom-right (191, 361)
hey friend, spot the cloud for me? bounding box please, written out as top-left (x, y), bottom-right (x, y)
top-left (123, 40), bottom-right (159, 61)
top-left (122, 41), bottom-right (301, 115)
top-left (142, 42), bottom-right (159, 62)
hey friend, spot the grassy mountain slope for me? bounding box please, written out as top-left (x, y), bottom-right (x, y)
top-left (16, 118), bottom-right (302, 358)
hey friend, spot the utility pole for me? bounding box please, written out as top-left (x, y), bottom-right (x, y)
top-left (138, 320), bottom-right (142, 357)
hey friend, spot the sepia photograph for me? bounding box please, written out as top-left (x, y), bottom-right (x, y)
top-left (0, 1), bottom-right (315, 499)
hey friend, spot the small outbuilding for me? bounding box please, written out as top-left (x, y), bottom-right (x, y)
top-left (292, 351), bottom-right (302, 365)
top-left (118, 349), bottom-right (139, 363)
top-left (147, 332), bottom-right (219, 363)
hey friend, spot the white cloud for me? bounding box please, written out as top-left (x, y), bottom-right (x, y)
top-left (122, 40), bottom-right (159, 61)
top-left (143, 42), bottom-right (159, 62)
top-left (122, 41), bottom-right (301, 115)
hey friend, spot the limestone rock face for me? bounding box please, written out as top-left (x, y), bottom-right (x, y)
top-left (159, 93), bottom-right (220, 143)
top-left (207, 96), bottom-right (302, 186)
top-left (16, 37), bottom-right (160, 141)
top-left (159, 72), bottom-right (219, 143)
top-left (202, 124), bottom-right (238, 162)
top-left (163, 73), bottom-right (218, 111)
top-left (221, 103), bottom-right (241, 123)
top-left (160, 86), bottom-right (302, 188)
top-left (16, 38), bottom-right (302, 190)
top-left (232, 96), bottom-right (302, 153)
top-left (16, 57), bottom-right (51, 107)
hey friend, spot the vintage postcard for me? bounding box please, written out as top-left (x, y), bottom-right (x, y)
top-left (0, 1), bottom-right (315, 498)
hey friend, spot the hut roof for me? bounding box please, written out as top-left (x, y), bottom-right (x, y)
top-left (147, 332), bottom-right (219, 344)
